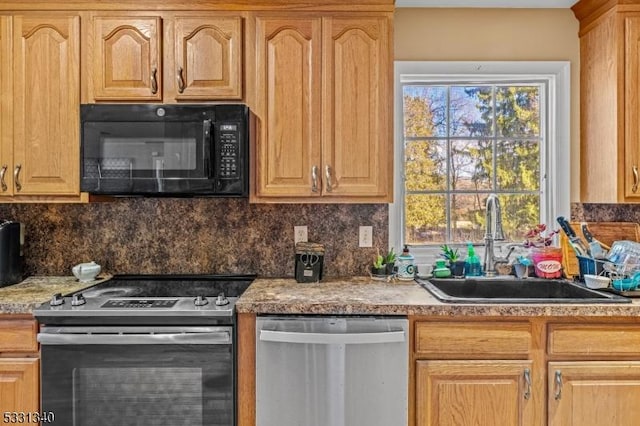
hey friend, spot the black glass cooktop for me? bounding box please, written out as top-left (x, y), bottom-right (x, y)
top-left (79, 274), bottom-right (256, 299)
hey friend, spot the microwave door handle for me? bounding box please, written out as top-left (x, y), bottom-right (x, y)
top-left (203, 119), bottom-right (213, 177)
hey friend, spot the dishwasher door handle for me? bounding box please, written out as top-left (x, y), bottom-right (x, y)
top-left (259, 329), bottom-right (406, 345)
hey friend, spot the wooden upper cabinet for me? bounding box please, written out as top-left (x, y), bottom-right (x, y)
top-left (92, 16), bottom-right (162, 101)
top-left (322, 17), bottom-right (390, 198)
top-left (0, 16), bottom-right (10, 196)
top-left (12, 15), bottom-right (80, 196)
top-left (251, 13), bottom-right (392, 202)
top-left (625, 15), bottom-right (640, 200)
top-left (254, 17), bottom-right (322, 198)
top-left (171, 16), bottom-right (242, 100)
top-left (88, 13), bottom-right (242, 103)
top-left (572, 2), bottom-right (640, 202)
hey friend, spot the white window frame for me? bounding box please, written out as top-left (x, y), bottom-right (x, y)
top-left (390, 61), bottom-right (571, 265)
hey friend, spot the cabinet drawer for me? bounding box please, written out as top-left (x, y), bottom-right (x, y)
top-left (414, 321), bottom-right (531, 358)
top-left (548, 324), bottom-right (640, 356)
top-left (0, 320), bottom-right (37, 353)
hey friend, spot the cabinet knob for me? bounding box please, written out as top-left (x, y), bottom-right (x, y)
top-left (633, 165), bottom-right (639, 194)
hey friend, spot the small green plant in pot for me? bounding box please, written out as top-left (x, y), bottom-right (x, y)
top-left (371, 248), bottom-right (396, 276)
top-left (440, 244), bottom-right (465, 277)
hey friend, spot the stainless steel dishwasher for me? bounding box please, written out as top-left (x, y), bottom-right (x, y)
top-left (256, 316), bottom-right (408, 426)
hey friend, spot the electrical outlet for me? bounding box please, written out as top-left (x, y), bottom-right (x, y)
top-left (294, 226), bottom-right (308, 244)
top-left (359, 226), bottom-right (373, 248)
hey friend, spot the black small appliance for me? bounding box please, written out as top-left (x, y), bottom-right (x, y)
top-left (0, 221), bottom-right (23, 287)
top-left (295, 242), bottom-right (325, 283)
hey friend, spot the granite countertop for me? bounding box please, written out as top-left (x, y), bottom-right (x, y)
top-left (236, 277), bottom-right (640, 317)
top-left (0, 276), bottom-right (109, 314)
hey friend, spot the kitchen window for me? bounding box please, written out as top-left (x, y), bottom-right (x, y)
top-left (390, 62), bottom-right (570, 262)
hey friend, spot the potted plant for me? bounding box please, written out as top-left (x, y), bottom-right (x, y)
top-left (371, 248), bottom-right (397, 277)
top-left (440, 244), bottom-right (465, 277)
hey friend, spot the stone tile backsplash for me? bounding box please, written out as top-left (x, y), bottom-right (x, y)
top-left (0, 199), bottom-right (387, 278)
top-left (571, 203), bottom-right (640, 223)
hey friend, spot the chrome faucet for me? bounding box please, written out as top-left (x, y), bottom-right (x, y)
top-left (483, 194), bottom-right (512, 277)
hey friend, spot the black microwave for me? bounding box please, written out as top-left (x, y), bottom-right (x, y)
top-left (80, 104), bottom-right (249, 196)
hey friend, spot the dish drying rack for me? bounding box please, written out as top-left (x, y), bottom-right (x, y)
top-left (577, 255), bottom-right (640, 282)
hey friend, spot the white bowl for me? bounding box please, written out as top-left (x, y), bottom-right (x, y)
top-left (584, 274), bottom-right (610, 289)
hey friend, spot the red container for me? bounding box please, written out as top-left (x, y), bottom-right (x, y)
top-left (531, 247), bottom-right (563, 279)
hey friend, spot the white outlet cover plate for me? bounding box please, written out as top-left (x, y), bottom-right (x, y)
top-left (294, 226), bottom-right (308, 244)
top-left (359, 226), bottom-right (373, 248)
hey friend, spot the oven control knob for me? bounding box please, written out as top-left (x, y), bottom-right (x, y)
top-left (50, 293), bottom-right (65, 306)
top-left (194, 295), bottom-right (209, 307)
top-left (71, 293), bottom-right (86, 307)
top-left (215, 292), bottom-right (230, 306)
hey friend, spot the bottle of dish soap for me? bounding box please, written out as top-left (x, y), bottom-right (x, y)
top-left (464, 243), bottom-right (482, 277)
top-left (397, 245), bottom-right (416, 281)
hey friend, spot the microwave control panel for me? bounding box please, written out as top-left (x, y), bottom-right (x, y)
top-left (216, 123), bottom-right (240, 179)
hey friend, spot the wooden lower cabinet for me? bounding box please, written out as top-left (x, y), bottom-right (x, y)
top-left (0, 317), bottom-right (39, 417)
top-left (548, 362), bottom-right (640, 426)
top-left (0, 358), bottom-right (39, 416)
top-left (415, 360), bottom-right (536, 426)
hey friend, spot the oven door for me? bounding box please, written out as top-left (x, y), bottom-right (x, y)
top-left (38, 326), bottom-right (234, 426)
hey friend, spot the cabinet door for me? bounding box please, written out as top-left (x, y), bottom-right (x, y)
top-left (625, 16), bottom-right (640, 199)
top-left (92, 16), bottom-right (162, 101)
top-left (172, 16), bottom-right (242, 100)
top-left (12, 15), bottom-right (79, 195)
top-left (0, 16), bottom-right (11, 196)
top-left (416, 360), bottom-right (536, 426)
top-left (0, 359), bottom-right (39, 416)
top-left (549, 362), bottom-right (640, 426)
top-left (322, 16), bottom-right (391, 199)
top-left (254, 17), bottom-right (322, 198)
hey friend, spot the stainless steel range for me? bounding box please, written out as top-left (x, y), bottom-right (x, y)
top-left (33, 274), bottom-right (255, 426)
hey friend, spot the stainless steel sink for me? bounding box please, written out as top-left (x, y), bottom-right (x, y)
top-left (416, 277), bottom-right (631, 303)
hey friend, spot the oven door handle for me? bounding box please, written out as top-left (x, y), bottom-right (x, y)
top-left (37, 331), bottom-right (231, 345)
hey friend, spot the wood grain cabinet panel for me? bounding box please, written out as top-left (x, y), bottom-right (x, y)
top-left (0, 359), bottom-right (39, 416)
top-left (254, 17), bottom-right (322, 198)
top-left (549, 323), bottom-right (640, 357)
top-left (573, 2), bottom-right (640, 202)
top-left (12, 15), bottom-right (80, 196)
top-left (92, 16), bottom-right (162, 101)
top-left (251, 13), bottom-right (392, 202)
top-left (0, 319), bottom-right (37, 353)
top-left (322, 17), bottom-right (390, 198)
top-left (416, 360), bottom-right (536, 426)
top-left (172, 16), bottom-right (242, 100)
top-left (549, 362), bottom-right (640, 426)
top-left (89, 14), bottom-right (242, 103)
top-left (415, 321), bottom-right (531, 358)
top-left (0, 16), bottom-right (10, 197)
